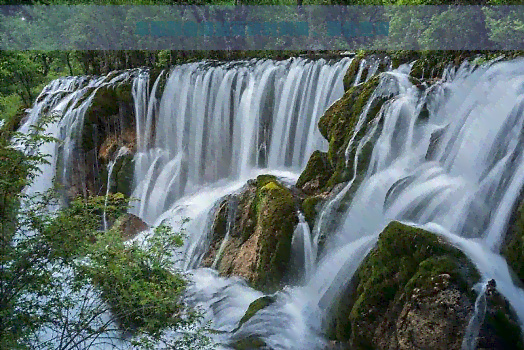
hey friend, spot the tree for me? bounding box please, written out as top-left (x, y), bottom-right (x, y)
top-left (0, 116), bottom-right (214, 349)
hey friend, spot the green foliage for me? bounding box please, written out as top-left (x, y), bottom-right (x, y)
top-left (79, 223), bottom-right (187, 335)
top-left (0, 116), bottom-right (212, 349)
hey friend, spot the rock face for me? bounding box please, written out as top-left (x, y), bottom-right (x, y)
top-left (202, 175), bottom-right (299, 291)
top-left (502, 195), bottom-right (524, 285)
top-left (297, 72), bottom-right (387, 231)
top-left (65, 80), bottom-right (138, 200)
top-left (112, 213), bottom-right (148, 240)
top-left (327, 221), bottom-right (523, 350)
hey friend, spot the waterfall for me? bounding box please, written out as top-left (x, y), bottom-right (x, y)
top-left (20, 70), bottom-right (145, 198)
top-left (130, 58), bottom-right (351, 224)
top-left (18, 55), bottom-right (524, 349)
top-left (230, 58), bottom-right (524, 349)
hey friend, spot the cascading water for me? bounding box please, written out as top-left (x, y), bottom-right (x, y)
top-left (18, 57), bottom-right (352, 349)
top-left (18, 54), bottom-right (524, 349)
top-left (130, 58), bottom-right (352, 225)
top-left (226, 58), bottom-right (524, 349)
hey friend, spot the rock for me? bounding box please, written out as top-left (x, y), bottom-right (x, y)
top-left (201, 197), bottom-right (233, 267)
top-left (343, 55), bottom-right (364, 91)
top-left (296, 76), bottom-right (387, 231)
top-left (317, 76), bottom-right (385, 194)
top-left (324, 340), bottom-right (349, 350)
top-left (328, 221), bottom-right (523, 350)
top-left (301, 192), bottom-right (329, 230)
top-left (501, 194), bottom-right (524, 284)
top-left (476, 280), bottom-right (524, 350)
top-left (237, 295), bottom-right (277, 329)
top-left (296, 150), bottom-right (333, 195)
top-left (112, 213), bottom-right (148, 240)
top-left (63, 78), bottom-right (139, 201)
top-left (202, 175), bottom-right (299, 291)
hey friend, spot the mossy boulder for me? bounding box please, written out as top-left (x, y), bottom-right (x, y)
top-left (109, 153), bottom-right (135, 198)
top-left (317, 76), bottom-right (385, 193)
top-left (202, 175), bottom-right (299, 291)
top-left (301, 193), bottom-right (329, 230)
top-left (328, 221), bottom-right (523, 350)
top-left (201, 197), bottom-right (231, 267)
top-left (343, 53), bottom-right (390, 91)
top-left (296, 150), bottom-right (333, 195)
top-left (502, 195), bottom-right (524, 284)
top-left (343, 55), bottom-right (364, 91)
top-left (296, 75), bottom-right (387, 233)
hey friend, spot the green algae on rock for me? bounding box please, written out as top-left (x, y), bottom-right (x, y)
top-left (203, 175), bottom-right (299, 291)
top-left (238, 295), bottom-right (277, 329)
top-left (296, 150), bottom-right (333, 195)
top-left (328, 221), bottom-right (523, 350)
top-left (317, 76), bottom-right (386, 193)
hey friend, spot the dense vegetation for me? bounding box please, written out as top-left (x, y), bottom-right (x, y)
top-left (0, 118), bottom-right (212, 348)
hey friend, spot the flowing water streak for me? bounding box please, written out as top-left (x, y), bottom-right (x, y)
top-left (102, 146), bottom-right (131, 231)
top-left (290, 212), bottom-right (315, 283)
top-left (130, 58), bottom-right (352, 225)
top-left (212, 196), bottom-right (239, 269)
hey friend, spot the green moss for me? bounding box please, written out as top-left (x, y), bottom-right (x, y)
top-left (296, 150), bottom-right (333, 192)
top-left (256, 174), bottom-right (277, 188)
top-left (332, 222), bottom-right (481, 346)
top-left (484, 308), bottom-right (524, 350)
top-left (110, 154), bottom-right (135, 198)
top-left (237, 295), bottom-right (277, 328)
top-left (80, 81), bottom-right (134, 153)
top-left (302, 195), bottom-right (324, 229)
top-left (114, 83), bottom-right (133, 105)
top-left (317, 77), bottom-right (385, 192)
top-left (230, 336), bottom-right (266, 350)
top-left (251, 178), bottom-right (298, 291)
top-left (343, 55), bottom-right (363, 91)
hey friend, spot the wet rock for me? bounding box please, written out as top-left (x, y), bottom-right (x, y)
top-left (63, 79), bottom-right (139, 200)
top-left (201, 198), bottom-right (231, 267)
top-left (296, 150), bottom-right (333, 196)
top-left (328, 221), bottom-right (523, 350)
top-left (301, 192), bottom-right (330, 230)
top-left (202, 175), bottom-right (299, 291)
top-left (237, 295), bottom-right (277, 329)
top-left (324, 340), bottom-right (350, 350)
top-left (501, 195), bottom-right (524, 284)
top-left (112, 213), bottom-right (148, 240)
top-left (317, 76), bottom-right (385, 194)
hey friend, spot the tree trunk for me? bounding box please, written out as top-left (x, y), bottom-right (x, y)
top-left (65, 52), bottom-right (74, 76)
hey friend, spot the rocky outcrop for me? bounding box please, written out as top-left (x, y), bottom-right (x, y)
top-left (112, 213), bottom-right (148, 241)
top-left (64, 78), bottom-right (138, 200)
top-left (502, 193), bottom-right (524, 285)
top-left (297, 71), bottom-right (388, 231)
top-left (202, 175), bottom-right (300, 291)
top-left (327, 221), bottom-right (523, 350)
